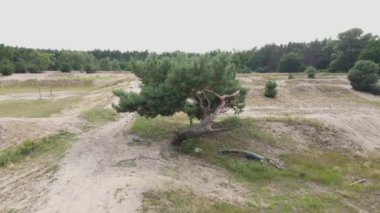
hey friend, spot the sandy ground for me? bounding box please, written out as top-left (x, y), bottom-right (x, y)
top-left (0, 73), bottom-right (249, 212)
top-left (33, 114), bottom-right (249, 213)
top-left (0, 72), bottom-right (380, 212)
top-left (239, 73), bottom-right (380, 154)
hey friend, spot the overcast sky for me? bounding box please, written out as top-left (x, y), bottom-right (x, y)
top-left (1, 0), bottom-right (379, 53)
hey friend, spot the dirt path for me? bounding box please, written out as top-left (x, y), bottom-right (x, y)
top-left (33, 112), bottom-right (249, 213)
top-left (36, 114), bottom-right (141, 212)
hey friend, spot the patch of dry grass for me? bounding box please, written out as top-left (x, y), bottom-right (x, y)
top-left (0, 96), bottom-right (82, 117)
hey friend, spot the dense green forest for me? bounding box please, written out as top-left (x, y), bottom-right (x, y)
top-left (1, 28), bottom-right (379, 76)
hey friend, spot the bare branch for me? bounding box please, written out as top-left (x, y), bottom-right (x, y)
top-left (204, 89), bottom-right (223, 100)
top-left (222, 90), bottom-right (240, 99)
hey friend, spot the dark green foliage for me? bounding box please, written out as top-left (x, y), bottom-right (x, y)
top-left (0, 28), bottom-right (377, 75)
top-left (0, 59), bottom-right (14, 76)
top-left (249, 44), bottom-right (281, 72)
top-left (60, 63), bottom-right (72, 72)
top-left (14, 60), bottom-right (27, 73)
top-left (360, 39), bottom-right (380, 64)
top-left (111, 59), bottom-right (121, 71)
top-left (231, 49), bottom-right (255, 72)
top-left (28, 51), bottom-right (50, 72)
top-left (264, 80), bottom-right (277, 98)
top-left (348, 60), bottom-right (379, 93)
top-left (305, 66), bottom-right (316, 78)
top-left (27, 64), bottom-right (41, 73)
top-left (371, 84), bottom-right (380, 95)
top-left (99, 58), bottom-right (112, 70)
top-left (279, 52), bottom-right (304, 72)
top-left (113, 53), bottom-right (247, 121)
top-left (83, 54), bottom-right (98, 73)
top-left (329, 28), bottom-right (373, 72)
top-left (288, 73), bottom-right (295, 79)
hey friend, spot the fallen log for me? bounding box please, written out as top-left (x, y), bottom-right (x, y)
top-left (220, 149), bottom-right (264, 161)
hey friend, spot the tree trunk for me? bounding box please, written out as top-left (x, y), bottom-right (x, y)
top-left (171, 116), bottom-right (212, 145)
top-left (171, 89), bottom-right (240, 145)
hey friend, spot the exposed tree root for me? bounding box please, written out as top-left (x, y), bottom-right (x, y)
top-left (350, 179), bottom-right (367, 187)
top-left (220, 149), bottom-right (285, 170)
top-left (220, 149), bottom-right (264, 161)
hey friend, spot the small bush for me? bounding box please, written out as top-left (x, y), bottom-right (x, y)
top-left (0, 59), bottom-right (14, 76)
top-left (20, 140), bottom-right (37, 155)
top-left (348, 60), bottom-right (379, 93)
top-left (264, 80), bottom-right (277, 98)
top-left (288, 73), bottom-right (295, 79)
top-left (305, 66), bottom-right (316, 78)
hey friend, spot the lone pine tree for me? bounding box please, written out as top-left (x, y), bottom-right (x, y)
top-left (113, 53), bottom-right (247, 145)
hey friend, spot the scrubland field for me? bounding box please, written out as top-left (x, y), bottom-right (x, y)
top-left (0, 72), bottom-right (379, 212)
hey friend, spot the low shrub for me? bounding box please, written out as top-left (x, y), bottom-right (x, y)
top-left (305, 66), bottom-right (316, 78)
top-left (264, 80), bottom-right (277, 98)
top-left (348, 60), bottom-right (379, 93)
top-left (0, 60), bottom-right (14, 76)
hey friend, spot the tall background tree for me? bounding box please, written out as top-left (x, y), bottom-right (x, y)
top-left (329, 28), bottom-right (373, 72)
top-left (278, 52), bottom-right (304, 72)
top-left (359, 38), bottom-right (380, 65)
top-left (0, 28), bottom-right (378, 75)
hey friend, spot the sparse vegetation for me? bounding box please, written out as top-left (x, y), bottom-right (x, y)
top-left (132, 115), bottom-right (380, 212)
top-left (0, 132), bottom-right (74, 167)
top-left (288, 73), bottom-right (295, 79)
top-left (129, 114), bottom-right (188, 141)
top-left (141, 189), bottom-right (253, 213)
top-left (0, 96), bottom-right (81, 117)
top-left (82, 107), bottom-right (118, 125)
top-left (264, 80), bottom-right (277, 98)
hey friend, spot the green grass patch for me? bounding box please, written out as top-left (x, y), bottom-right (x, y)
top-left (130, 113), bottom-right (189, 140)
top-left (284, 153), bottom-right (344, 185)
top-left (284, 152), bottom-right (380, 186)
top-left (0, 96), bottom-right (81, 117)
top-left (0, 132), bottom-right (74, 167)
top-left (82, 107), bottom-right (118, 125)
top-left (218, 158), bottom-right (286, 182)
top-left (141, 189), bottom-right (253, 213)
top-left (269, 192), bottom-right (344, 212)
